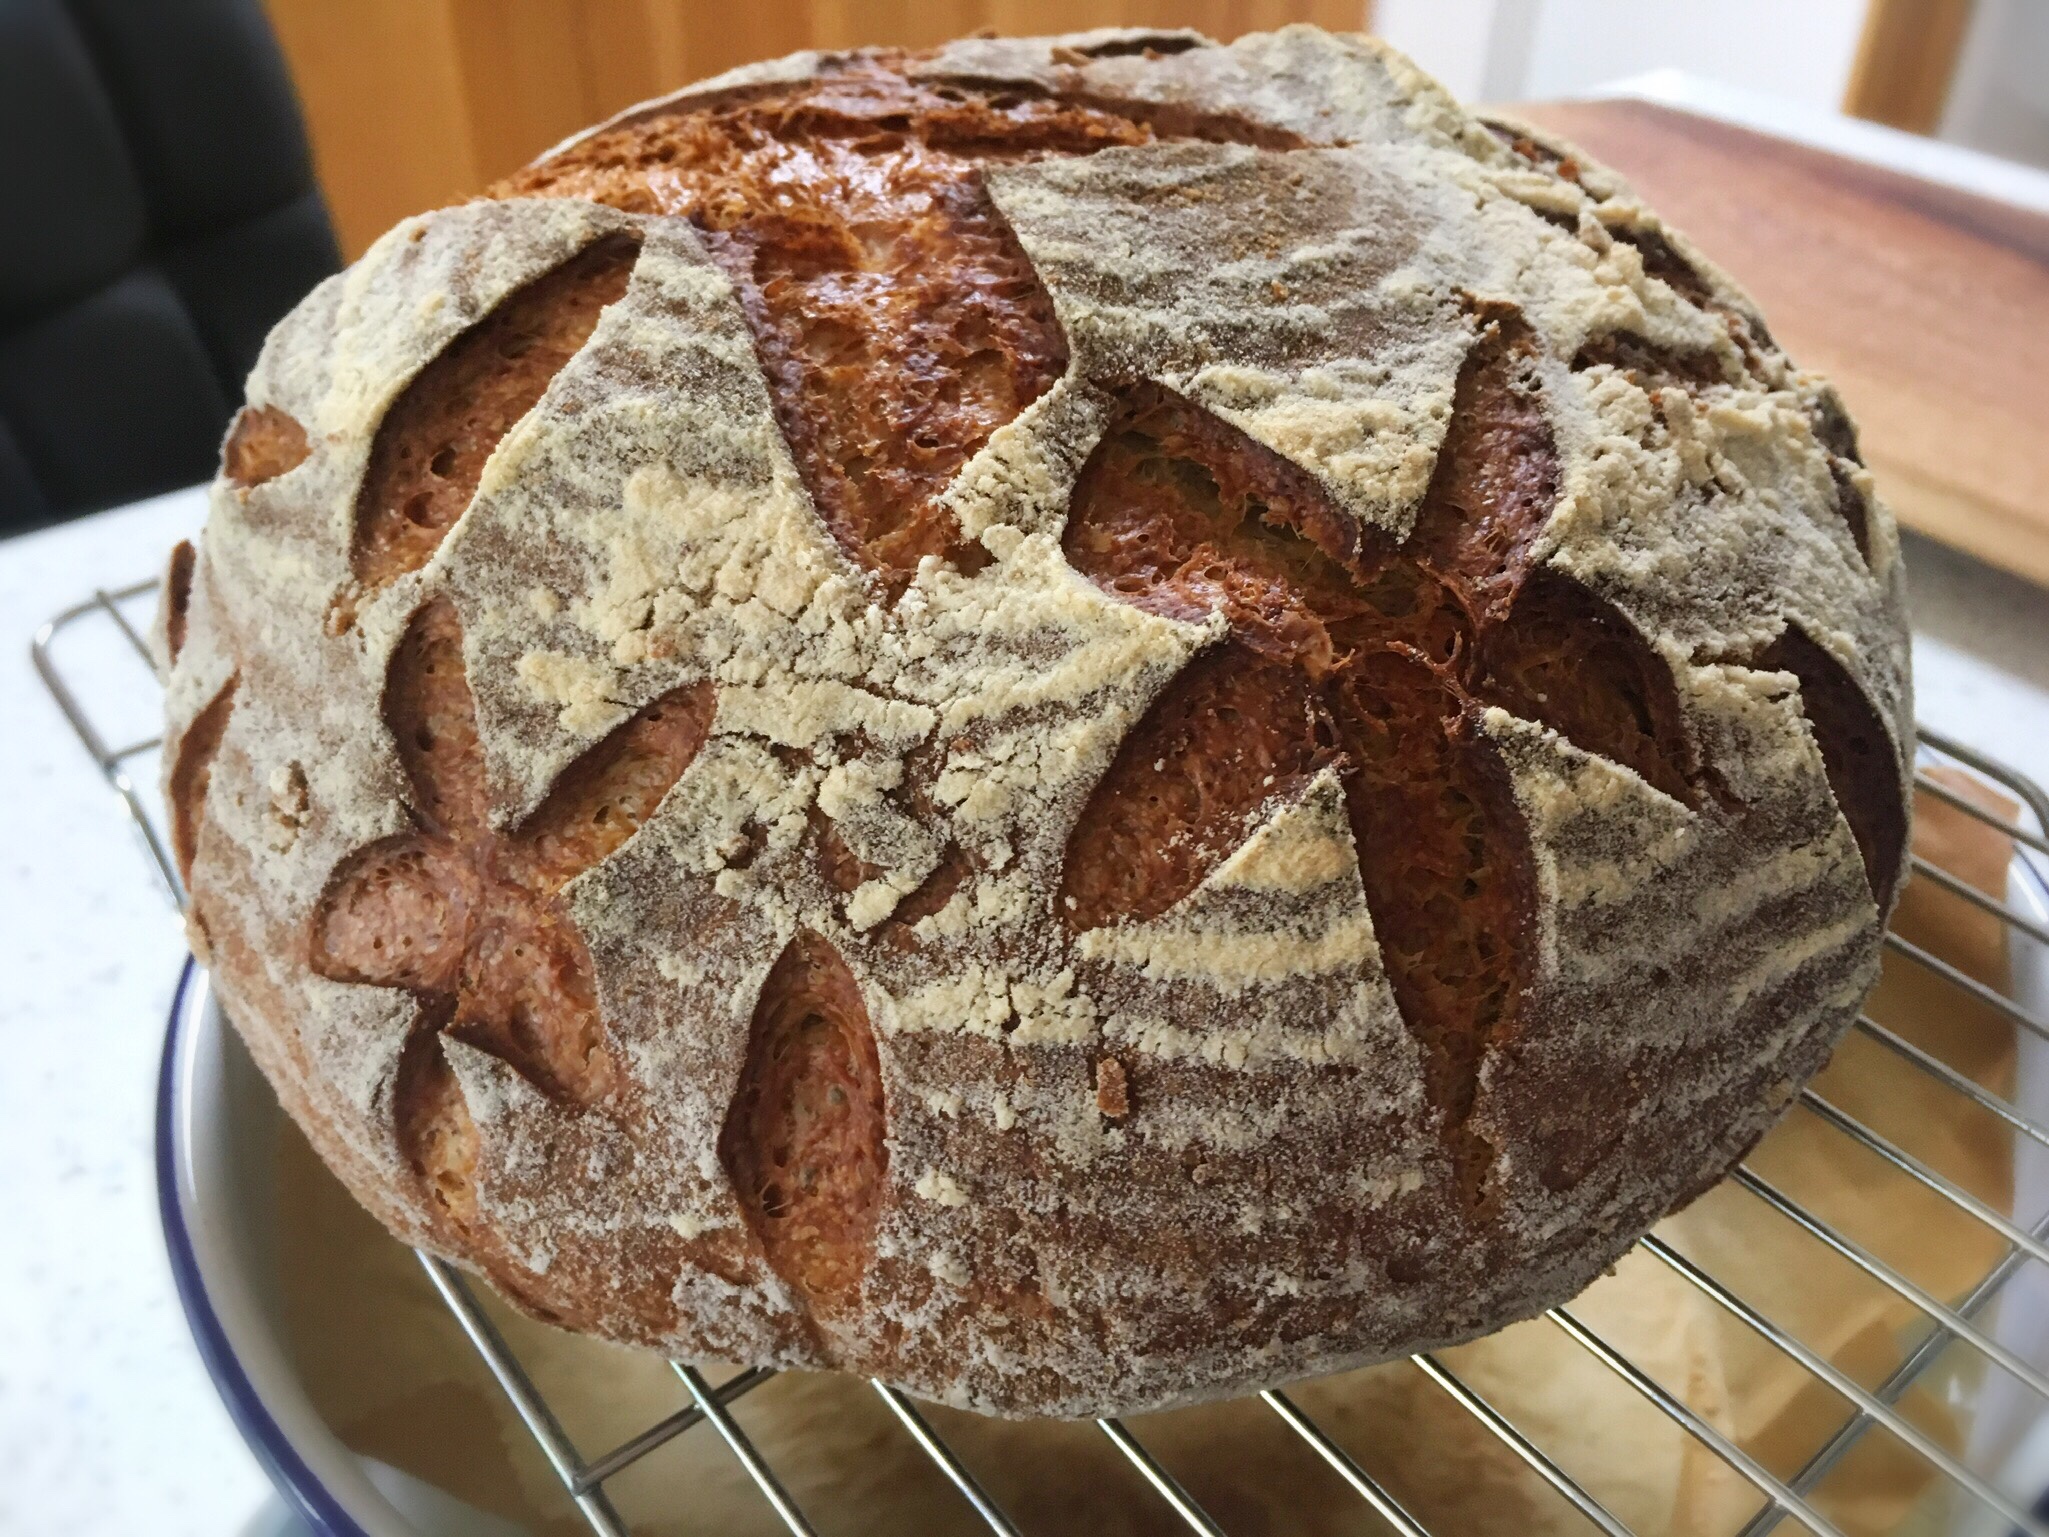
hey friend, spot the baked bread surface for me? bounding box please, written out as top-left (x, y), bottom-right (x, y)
top-left (160, 26), bottom-right (1911, 1417)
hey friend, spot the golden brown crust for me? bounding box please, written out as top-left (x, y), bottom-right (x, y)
top-left (719, 931), bottom-right (888, 1316)
top-left (1062, 645), bottom-right (1336, 928)
top-left (168, 27), bottom-right (1912, 1418)
top-left (1052, 317), bottom-right (1745, 1207)
top-left (493, 70), bottom-right (1307, 591)
top-left (169, 678), bottom-right (236, 885)
top-left (352, 233), bottom-right (641, 591)
top-left (1751, 625), bottom-right (1906, 905)
top-left (160, 539), bottom-right (197, 668)
top-left (222, 405), bottom-right (310, 489)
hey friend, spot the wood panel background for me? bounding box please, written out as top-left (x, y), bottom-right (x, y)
top-left (264, 0), bottom-right (1369, 257)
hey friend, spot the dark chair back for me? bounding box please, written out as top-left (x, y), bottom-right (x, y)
top-left (0, 0), bottom-right (339, 530)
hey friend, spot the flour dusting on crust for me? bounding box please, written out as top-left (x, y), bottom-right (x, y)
top-left (165, 26), bottom-right (1909, 1418)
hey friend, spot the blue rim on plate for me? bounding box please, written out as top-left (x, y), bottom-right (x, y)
top-left (155, 957), bottom-right (373, 1537)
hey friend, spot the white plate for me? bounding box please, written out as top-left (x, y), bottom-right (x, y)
top-left (160, 963), bottom-right (511, 1536)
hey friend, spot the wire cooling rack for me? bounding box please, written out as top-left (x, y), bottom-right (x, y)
top-left (33, 575), bottom-right (2049, 1537)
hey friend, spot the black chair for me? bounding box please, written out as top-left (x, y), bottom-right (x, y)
top-left (0, 0), bottom-right (339, 532)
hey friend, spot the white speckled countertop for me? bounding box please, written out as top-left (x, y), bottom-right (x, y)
top-left (0, 487), bottom-right (261, 1534)
top-left (1, 476), bottom-right (2045, 1534)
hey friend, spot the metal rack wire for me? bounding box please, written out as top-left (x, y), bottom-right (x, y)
top-left (34, 576), bottom-right (2049, 1537)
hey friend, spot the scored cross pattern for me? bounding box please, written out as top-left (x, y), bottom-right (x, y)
top-left (310, 598), bottom-right (712, 1182)
top-left (1059, 308), bottom-right (1761, 1202)
top-left (1054, 284), bottom-right (1902, 1206)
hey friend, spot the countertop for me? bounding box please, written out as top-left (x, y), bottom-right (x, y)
top-left (0, 487), bottom-right (259, 1533)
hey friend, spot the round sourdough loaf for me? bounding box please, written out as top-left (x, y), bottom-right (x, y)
top-left (159, 26), bottom-right (1911, 1417)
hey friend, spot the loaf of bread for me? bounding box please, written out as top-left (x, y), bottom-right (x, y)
top-left (159, 25), bottom-right (1910, 1418)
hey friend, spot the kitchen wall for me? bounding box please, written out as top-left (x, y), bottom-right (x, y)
top-left (1377, 0), bottom-right (2049, 175)
top-left (1373, 0), bottom-right (1869, 108)
top-left (1943, 0), bottom-right (2049, 170)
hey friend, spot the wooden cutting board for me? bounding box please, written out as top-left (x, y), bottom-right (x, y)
top-left (1516, 98), bottom-right (2049, 590)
